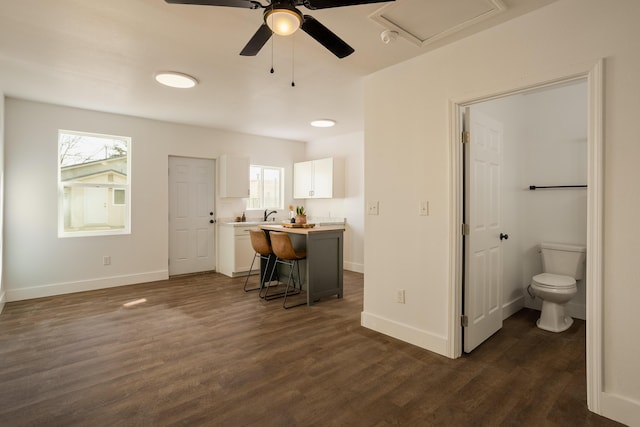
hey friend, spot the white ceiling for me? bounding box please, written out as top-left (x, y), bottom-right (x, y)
top-left (0, 0), bottom-right (556, 142)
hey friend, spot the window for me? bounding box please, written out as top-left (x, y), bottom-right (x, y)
top-left (58, 130), bottom-right (131, 237)
top-left (248, 165), bottom-right (283, 210)
top-left (113, 189), bottom-right (126, 206)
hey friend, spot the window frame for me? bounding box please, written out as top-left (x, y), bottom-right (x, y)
top-left (57, 130), bottom-right (132, 238)
top-left (248, 164), bottom-right (284, 211)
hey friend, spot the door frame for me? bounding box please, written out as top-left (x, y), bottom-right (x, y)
top-left (448, 59), bottom-right (603, 412)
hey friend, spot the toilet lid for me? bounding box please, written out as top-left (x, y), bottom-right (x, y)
top-left (532, 273), bottom-right (576, 288)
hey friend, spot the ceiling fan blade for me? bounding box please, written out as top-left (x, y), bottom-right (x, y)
top-left (164, 0), bottom-right (260, 9)
top-left (301, 0), bottom-right (394, 10)
top-left (301, 15), bottom-right (354, 58)
top-left (240, 24), bottom-right (273, 56)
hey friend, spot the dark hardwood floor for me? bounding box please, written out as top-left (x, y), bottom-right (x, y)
top-left (0, 271), bottom-right (623, 426)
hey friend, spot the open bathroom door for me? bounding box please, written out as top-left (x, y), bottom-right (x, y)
top-left (463, 107), bottom-right (504, 353)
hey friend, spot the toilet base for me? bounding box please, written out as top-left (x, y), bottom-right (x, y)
top-left (536, 300), bottom-right (574, 332)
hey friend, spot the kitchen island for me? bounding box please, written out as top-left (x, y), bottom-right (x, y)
top-left (258, 224), bottom-right (345, 306)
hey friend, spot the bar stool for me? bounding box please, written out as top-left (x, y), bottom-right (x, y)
top-left (243, 229), bottom-right (275, 293)
top-left (266, 231), bottom-right (307, 309)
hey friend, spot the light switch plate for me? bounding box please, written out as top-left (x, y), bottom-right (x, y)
top-left (367, 201), bottom-right (379, 215)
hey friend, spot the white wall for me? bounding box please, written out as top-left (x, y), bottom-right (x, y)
top-left (473, 81), bottom-right (588, 320)
top-left (305, 131), bottom-right (364, 272)
top-left (362, 0), bottom-right (640, 424)
top-left (4, 98), bottom-right (304, 301)
top-left (0, 95), bottom-right (5, 314)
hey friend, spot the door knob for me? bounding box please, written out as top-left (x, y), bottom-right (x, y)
top-left (210, 219), bottom-right (214, 224)
top-left (500, 233), bottom-right (509, 241)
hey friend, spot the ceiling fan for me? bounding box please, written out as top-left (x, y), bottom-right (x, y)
top-left (165, 0), bottom-right (395, 58)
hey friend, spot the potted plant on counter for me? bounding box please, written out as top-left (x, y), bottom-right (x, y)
top-left (295, 206), bottom-right (307, 225)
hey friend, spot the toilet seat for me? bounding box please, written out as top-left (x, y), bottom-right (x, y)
top-left (532, 273), bottom-right (576, 289)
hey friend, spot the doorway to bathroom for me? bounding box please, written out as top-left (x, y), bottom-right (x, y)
top-left (450, 60), bottom-right (604, 412)
top-left (461, 79), bottom-right (589, 353)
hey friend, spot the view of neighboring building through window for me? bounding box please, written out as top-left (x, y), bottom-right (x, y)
top-left (248, 165), bottom-right (283, 210)
top-left (58, 130), bottom-right (131, 237)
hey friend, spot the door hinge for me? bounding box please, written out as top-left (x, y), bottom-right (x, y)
top-left (462, 131), bottom-right (470, 144)
top-left (461, 315), bottom-right (469, 327)
top-left (461, 223), bottom-right (470, 235)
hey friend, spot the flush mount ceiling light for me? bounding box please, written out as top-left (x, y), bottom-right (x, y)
top-left (265, 7), bottom-right (302, 36)
top-left (311, 119), bottom-right (336, 128)
top-left (154, 71), bottom-right (198, 89)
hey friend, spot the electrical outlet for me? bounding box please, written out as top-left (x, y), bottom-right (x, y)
top-left (367, 201), bottom-right (379, 216)
top-left (396, 289), bottom-right (405, 304)
top-left (419, 200), bottom-right (429, 216)
top-left (103, 256), bottom-right (111, 266)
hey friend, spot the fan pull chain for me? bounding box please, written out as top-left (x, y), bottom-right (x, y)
top-left (270, 31), bottom-right (275, 74)
top-left (291, 34), bottom-right (295, 87)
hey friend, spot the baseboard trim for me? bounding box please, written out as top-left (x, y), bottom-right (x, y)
top-left (600, 390), bottom-right (640, 427)
top-left (361, 311), bottom-right (448, 357)
top-left (502, 295), bottom-right (525, 320)
top-left (566, 300), bottom-right (586, 320)
top-left (344, 261), bottom-right (364, 274)
top-left (0, 290), bottom-right (6, 314)
top-left (6, 270), bottom-right (169, 302)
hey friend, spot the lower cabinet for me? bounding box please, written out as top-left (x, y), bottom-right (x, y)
top-left (218, 224), bottom-right (257, 277)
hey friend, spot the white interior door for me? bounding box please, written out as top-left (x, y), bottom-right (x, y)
top-left (169, 156), bottom-right (216, 275)
top-left (464, 108), bottom-right (505, 353)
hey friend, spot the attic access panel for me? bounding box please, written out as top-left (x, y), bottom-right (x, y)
top-left (370, 0), bottom-right (506, 47)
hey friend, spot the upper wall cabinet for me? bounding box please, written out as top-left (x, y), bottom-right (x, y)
top-left (293, 157), bottom-right (344, 199)
top-left (219, 154), bottom-right (249, 198)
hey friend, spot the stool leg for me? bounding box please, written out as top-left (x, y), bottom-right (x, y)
top-left (243, 253), bottom-right (260, 292)
top-left (259, 254), bottom-right (274, 293)
top-left (283, 260), bottom-right (305, 309)
top-left (296, 259), bottom-right (304, 289)
top-left (260, 257), bottom-right (276, 299)
top-left (262, 258), bottom-right (288, 300)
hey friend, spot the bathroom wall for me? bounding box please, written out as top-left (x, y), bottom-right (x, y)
top-left (473, 80), bottom-right (588, 319)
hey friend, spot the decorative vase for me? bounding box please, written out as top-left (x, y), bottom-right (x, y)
top-left (295, 214), bottom-right (307, 225)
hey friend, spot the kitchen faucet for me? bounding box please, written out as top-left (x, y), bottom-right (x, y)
top-left (263, 209), bottom-right (277, 221)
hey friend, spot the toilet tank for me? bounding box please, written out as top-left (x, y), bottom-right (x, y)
top-left (540, 242), bottom-right (586, 280)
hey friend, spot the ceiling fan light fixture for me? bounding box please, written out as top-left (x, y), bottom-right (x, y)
top-left (311, 119), bottom-right (336, 128)
top-left (154, 71), bottom-right (198, 89)
top-left (265, 8), bottom-right (302, 36)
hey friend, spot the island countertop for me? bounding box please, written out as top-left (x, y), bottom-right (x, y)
top-left (258, 223), bottom-right (346, 235)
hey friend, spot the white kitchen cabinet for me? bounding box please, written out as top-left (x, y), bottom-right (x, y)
top-left (219, 154), bottom-right (249, 198)
top-left (218, 223), bottom-right (256, 277)
top-left (293, 157), bottom-right (343, 199)
top-left (293, 161), bottom-right (313, 199)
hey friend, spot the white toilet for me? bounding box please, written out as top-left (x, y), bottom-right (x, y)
top-left (530, 242), bottom-right (586, 332)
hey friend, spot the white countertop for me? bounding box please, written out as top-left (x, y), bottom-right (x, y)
top-left (258, 224), bottom-right (345, 235)
top-left (220, 220), bottom-right (278, 227)
top-left (221, 217), bottom-right (345, 226)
